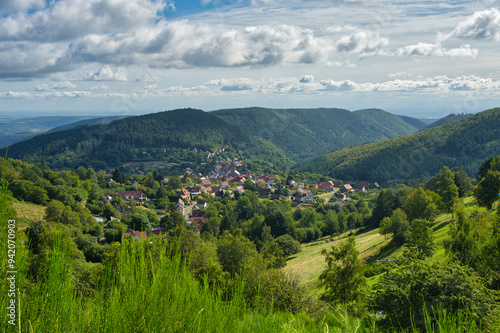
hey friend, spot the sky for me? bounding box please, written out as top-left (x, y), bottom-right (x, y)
top-left (0, 0), bottom-right (499, 118)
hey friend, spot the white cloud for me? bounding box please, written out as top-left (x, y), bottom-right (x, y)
top-left (445, 8), bottom-right (500, 41)
top-left (86, 65), bottom-right (128, 81)
top-left (335, 30), bottom-right (389, 56)
top-left (396, 42), bottom-right (478, 58)
top-left (300, 75), bottom-right (314, 83)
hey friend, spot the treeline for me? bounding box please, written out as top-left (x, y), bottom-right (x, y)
top-left (297, 107), bottom-right (500, 183)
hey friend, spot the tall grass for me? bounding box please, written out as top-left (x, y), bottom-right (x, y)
top-left (10, 236), bottom-right (333, 332)
top-left (2, 222), bottom-right (492, 332)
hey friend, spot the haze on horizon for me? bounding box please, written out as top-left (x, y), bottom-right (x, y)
top-left (0, 0), bottom-right (499, 119)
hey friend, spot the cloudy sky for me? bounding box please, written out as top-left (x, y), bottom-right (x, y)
top-left (0, 0), bottom-right (499, 118)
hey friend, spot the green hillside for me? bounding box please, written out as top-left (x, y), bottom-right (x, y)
top-left (213, 107), bottom-right (420, 160)
top-left (296, 107), bottom-right (500, 183)
top-left (1, 109), bottom-right (289, 170)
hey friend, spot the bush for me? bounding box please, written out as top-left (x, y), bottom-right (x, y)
top-left (274, 234), bottom-right (302, 256)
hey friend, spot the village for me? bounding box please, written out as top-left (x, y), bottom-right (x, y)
top-left (102, 158), bottom-right (380, 241)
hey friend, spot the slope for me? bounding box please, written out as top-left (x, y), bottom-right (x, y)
top-left (212, 107), bottom-right (420, 160)
top-left (296, 107), bottom-right (500, 183)
top-left (2, 109), bottom-right (289, 170)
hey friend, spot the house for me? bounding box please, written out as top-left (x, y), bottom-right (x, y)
top-left (192, 209), bottom-right (206, 218)
top-left (220, 181), bottom-right (230, 190)
top-left (175, 199), bottom-right (185, 213)
top-left (197, 200), bottom-right (207, 209)
top-left (270, 194), bottom-right (282, 200)
top-left (192, 217), bottom-right (207, 229)
top-left (178, 189), bottom-right (191, 202)
top-left (335, 192), bottom-right (347, 201)
top-left (339, 184), bottom-right (354, 193)
top-left (108, 179), bottom-right (117, 186)
top-left (356, 181), bottom-right (370, 192)
top-left (201, 179), bottom-right (212, 187)
top-left (289, 180), bottom-right (298, 187)
top-left (317, 181), bottom-right (334, 192)
top-left (116, 191), bottom-right (147, 202)
top-left (258, 188), bottom-right (272, 198)
top-left (122, 228), bottom-right (147, 242)
top-left (294, 191), bottom-right (314, 204)
top-left (233, 186), bottom-right (245, 195)
top-left (152, 226), bottom-right (165, 235)
top-left (131, 181), bottom-right (140, 188)
top-left (189, 187), bottom-right (201, 195)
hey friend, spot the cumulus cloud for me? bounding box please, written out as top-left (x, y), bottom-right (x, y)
top-left (396, 42), bottom-right (478, 58)
top-left (86, 65), bottom-right (128, 81)
top-left (300, 75), bottom-right (314, 83)
top-left (335, 31), bottom-right (389, 56)
top-left (445, 8), bottom-right (500, 41)
top-left (33, 81), bottom-right (76, 91)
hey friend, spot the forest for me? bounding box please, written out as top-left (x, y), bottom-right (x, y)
top-left (1, 152), bottom-right (499, 332)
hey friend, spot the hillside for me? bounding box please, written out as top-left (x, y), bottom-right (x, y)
top-left (213, 107), bottom-right (420, 160)
top-left (421, 113), bottom-right (471, 131)
top-left (1, 109), bottom-right (289, 170)
top-left (48, 116), bottom-right (128, 132)
top-left (0, 115), bottom-right (96, 147)
top-left (296, 107), bottom-right (500, 182)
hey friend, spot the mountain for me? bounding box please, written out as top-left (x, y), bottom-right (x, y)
top-left (212, 107), bottom-right (420, 160)
top-left (1, 109), bottom-right (289, 170)
top-left (2, 107), bottom-right (426, 171)
top-left (0, 116), bottom-right (99, 147)
top-left (48, 116), bottom-right (129, 132)
top-left (421, 113), bottom-right (471, 131)
top-left (295, 107), bottom-right (500, 183)
top-left (397, 115), bottom-right (430, 130)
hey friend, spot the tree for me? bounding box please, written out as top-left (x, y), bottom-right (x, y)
top-left (435, 166), bottom-right (459, 212)
top-left (112, 168), bottom-right (124, 183)
top-left (402, 187), bottom-right (437, 222)
top-left (407, 219), bottom-right (434, 258)
top-left (319, 237), bottom-right (367, 312)
top-left (274, 234), bottom-right (301, 256)
top-left (475, 169), bottom-right (500, 209)
top-left (379, 208), bottom-right (409, 244)
top-left (243, 179), bottom-right (257, 192)
top-left (322, 210), bottom-right (339, 236)
top-left (216, 230), bottom-right (257, 276)
top-left (371, 189), bottom-right (395, 227)
top-left (454, 167), bottom-right (473, 197)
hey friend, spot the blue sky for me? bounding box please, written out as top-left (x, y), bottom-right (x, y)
top-left (0, 0), bottom-right (499, 118)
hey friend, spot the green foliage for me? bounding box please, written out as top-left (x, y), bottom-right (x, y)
top-left (217, 230), bottom-right (258, 277)
top-left (274, 234), bottom-right (302, 256)
top-left (379, 208), bottom-right (410, 244)
top-left (372, 257), bottom-right (499, 331)
top-left (475, 169), bottom-right (500, 209)
top-left (319, 237), bottom-right (367, 314)
top-left (407, 219), bottom-right (435, 258)
top-left (297, 107), bottom-right (500, 183)
top-left (402, 187), bottom-right (437, 221)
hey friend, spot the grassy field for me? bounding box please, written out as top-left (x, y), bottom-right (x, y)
top-left (285, 212), bottom-right (454, 290)
top-left (13, 201), bottom-right (46, 222)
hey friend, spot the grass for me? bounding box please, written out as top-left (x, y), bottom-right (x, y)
top-left (285, 211), bottom-right (455, 289)
top-left (12, 201), bottom-right (46, 222)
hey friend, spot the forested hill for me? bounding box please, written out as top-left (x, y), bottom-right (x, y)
top-left (1, 109), bottom-right (289, 170)
top-left (420, 113), bottom-right (471, 131)
top-left (296, 107), bottom-right (500, 183)
top-left (212, 107), bottom-right (420, 160)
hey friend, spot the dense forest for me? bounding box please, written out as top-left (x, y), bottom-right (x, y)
top-left (1, 151), bottom-right (500, 332)
top-left (1, 107), bottom-right (428, 174)
top-left (297, 107), bottom-right (500, 183)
